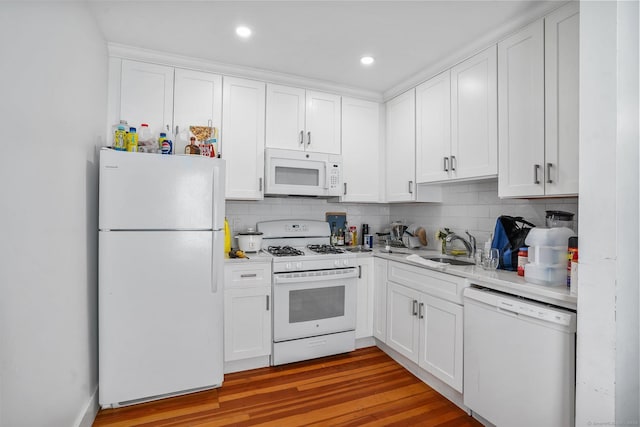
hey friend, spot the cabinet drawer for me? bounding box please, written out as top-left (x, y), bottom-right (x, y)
top-left (387, 261), bottom-right (466, 304)
top-left (224, 263), bottom-right (272, 288)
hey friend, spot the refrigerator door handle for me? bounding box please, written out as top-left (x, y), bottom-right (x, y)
top-left (211, 231), bottom-right (224, 293)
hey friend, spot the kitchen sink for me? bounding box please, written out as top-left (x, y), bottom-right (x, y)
top-left (420, 256), bottom-right (476, 266)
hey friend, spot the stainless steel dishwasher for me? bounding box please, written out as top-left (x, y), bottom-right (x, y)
top-left (463, 287), bottom-right (576, 427)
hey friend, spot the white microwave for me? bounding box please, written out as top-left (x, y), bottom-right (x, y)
top-left (264, 148), bottom-right (342, 197)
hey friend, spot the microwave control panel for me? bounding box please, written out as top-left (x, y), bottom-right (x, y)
top-left (328, 164), bottom-right (340, 190)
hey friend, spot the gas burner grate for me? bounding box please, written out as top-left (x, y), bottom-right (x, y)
top-left (267, 245), bottom-right (305, 257)
top-left (306, 244), bottom-right (346, 254)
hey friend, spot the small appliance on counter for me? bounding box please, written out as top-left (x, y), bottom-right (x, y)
top-left (524, 227), bottom-right (574, 285)
top-left (235, 228), bottom-right (263, 252)
top-left (545, 210), bottom-right (575, 229)
top-left (402, 224), bottom-right (428, 248)
top-left (389, 221), bottom-right (408, 247)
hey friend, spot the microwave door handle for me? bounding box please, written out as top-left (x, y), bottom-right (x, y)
top-left (324, 163), bottom-right (329, 189)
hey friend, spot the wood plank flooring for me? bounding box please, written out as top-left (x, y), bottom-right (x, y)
top-left (94, 346), bottom-right (481, 426)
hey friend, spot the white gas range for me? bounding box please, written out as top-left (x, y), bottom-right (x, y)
top-left (256, 219), bottom-right (358, 366)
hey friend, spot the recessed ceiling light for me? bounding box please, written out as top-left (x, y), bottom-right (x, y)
top-left (360, 56), bottom-right (375, 65)
top-left (236, 26), bottom-right (252, 38)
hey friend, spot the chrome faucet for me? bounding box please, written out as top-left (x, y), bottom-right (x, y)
top-left (445, 230), bottom-right (476, 258)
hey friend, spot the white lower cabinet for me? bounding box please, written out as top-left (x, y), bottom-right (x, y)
top-left (372, 258), bottom-right (388, 342)
top-left (223, 262), bottom-right (271, 370)
top-left (355, 257), bottom-right (374, 340)
top-left (384, 260), bottom-right (465, 392)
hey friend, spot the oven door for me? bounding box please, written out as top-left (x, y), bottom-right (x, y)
top-left (273, 267), bottom-right (357, 342)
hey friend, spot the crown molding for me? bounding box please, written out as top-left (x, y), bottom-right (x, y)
top-left (107, 43), bottom-right (384, 103)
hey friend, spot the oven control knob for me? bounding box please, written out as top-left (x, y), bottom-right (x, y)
top-left (342, 259), bottom-right (349, 266)
top-left (334, 260), bottom-right (340, 267)
top-left (296, 262), bottom-right (303, 270)
top-left (285, 262), bottom-right (292, 270)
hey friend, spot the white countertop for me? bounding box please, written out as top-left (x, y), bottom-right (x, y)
top-left (223, 245), bottom-right (577, 310)
top-left (372, 247), bottom-right (577, 310)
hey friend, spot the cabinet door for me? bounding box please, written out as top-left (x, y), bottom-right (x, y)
top-left (120, 60), bottom-right (174, 137)
top-left (498, 20), bottom-right (545, 197)
top-left (544, 2), bottom-right (579, 196)
top-left (305, 91), bottom-right (341, 154)
top-left (224, 287), bottom-right (271, 361)
top-left (265, 84), bottom-right (306, 151)
top-left (385, 89), bottom-right (416, 202)
top-left (373, 258), bottom-right (388, 342)
top-left (418, 295), bottom-right (463, 392)
top-left (222, 77), bottom-right (266, 200)
top-left (451, 45), bottom-right (498, 180)
top-left (341, 97), bottom-right (381, 202)
top-left (386, 282), bottom-right (420, 363)
top-left (173, 69), bottom-right (222, 154)
top-left (416, 71), bottom-right (451, 183)
top-left (355, 258), bottom-right (374, 340)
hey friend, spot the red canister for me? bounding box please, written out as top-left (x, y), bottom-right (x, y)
top-left (517, 247), bottom-right (528, 276)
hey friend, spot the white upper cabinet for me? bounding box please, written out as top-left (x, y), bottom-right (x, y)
top-left (498, 20), bottom-right (545, 197)
top-left (544, 2), bottom-right (579, 196)
top-left (114, 59), bottom-right (223, 155)
top-left (222, 77), bottom-right (266, 200)
top-left (498, 2), bottom-right (579, 198)
top-left (119, 60), bottom-right (174, 137)
top-left (385, 89), bottom-right (416, 202)
top-left (173, 69), bottom-right (222, 154)
top-left (416, 71), bottom-right (451, 183)
top-left (416, 46), bottom-right (497, 184)
top-left (341, 97), bottom-right (381, 202)
top-left (266, 84), bottom-right (341, 154)
top-left (450, 45), bottom-right (498, 180)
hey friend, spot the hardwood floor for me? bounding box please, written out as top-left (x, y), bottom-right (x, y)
top-left (94, 346), bottom-right (481, 426)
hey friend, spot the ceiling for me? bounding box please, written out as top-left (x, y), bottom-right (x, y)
top-left (88, 1), bottom-right (565, 97)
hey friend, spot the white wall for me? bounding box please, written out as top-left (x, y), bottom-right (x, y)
top-left (614, 0), bottom-right (639, 423)
top-left (0, 3), bottom-right (107, 426)
top-left (576, 1), bottom-right (640, 425)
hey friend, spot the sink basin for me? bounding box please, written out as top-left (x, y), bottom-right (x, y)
top-left (345, 246), bottom-right (372, 253)
top-left (420, 256), bottom-right (476, 266)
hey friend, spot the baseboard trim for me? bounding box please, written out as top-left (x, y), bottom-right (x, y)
top-left (76, 386), bottom-right (99, 427)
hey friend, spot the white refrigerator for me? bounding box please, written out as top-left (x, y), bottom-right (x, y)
top-left (98, 148), bottom-right (225, 408)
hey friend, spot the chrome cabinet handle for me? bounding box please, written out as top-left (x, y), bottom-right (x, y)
top-left (534, 164), bottom-right (541, 184)
top-left (408, 181), bottom-right (414, 194)
top-left (443, 157), bottom-right (449, 172)
top-left (307, 131), bottom-right (311, 146)
top-left (266, 295), bottom-right (270, 311)
top-left (240, 273), bottom-right (257, 278)
top-left (299, 130), bottom-right (304, 145)
top-left (451, 155), bottom-right (456, 171)
top-left (419, 302), bottom-right (424, 319)
top-left (175, 125), bottom-right (179, 136)
top-left (358, 265), bottom-right (362, 279)
top-left (546, 163), bottom-right (553, 184)
top-left (343, 182), bottom-right (347, 195)
top-left (259, 177), bottom-right (263, 192)
top-left (412, 300), bottom-right (418, 316)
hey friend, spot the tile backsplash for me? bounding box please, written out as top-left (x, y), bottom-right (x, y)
top-left (390, 179), bottom-right (579, 250)
top-left (225, 178), bottom-right (578, 250)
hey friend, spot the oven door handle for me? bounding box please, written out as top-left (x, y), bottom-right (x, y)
top-left (273, 268), bottom-right (358, 284)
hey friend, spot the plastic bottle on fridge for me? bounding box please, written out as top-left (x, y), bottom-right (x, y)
top-left (126, 127), bottom-right (138, 152)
